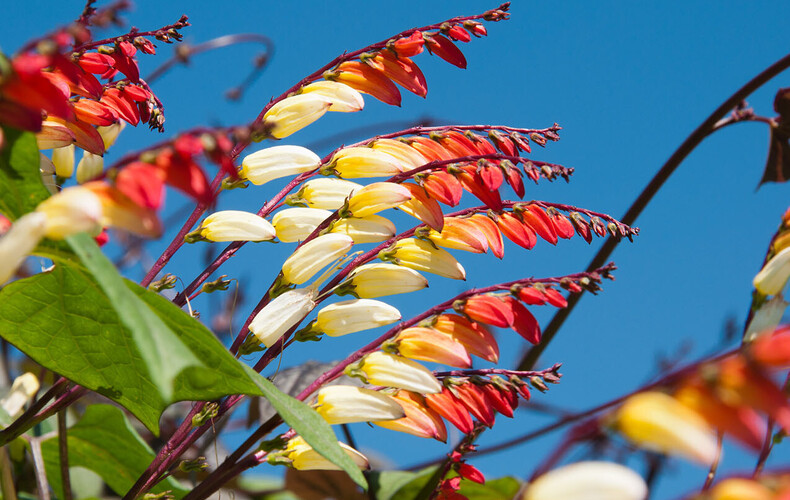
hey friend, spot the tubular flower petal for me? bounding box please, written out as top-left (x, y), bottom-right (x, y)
top-left (96, 122), bottom-right (125, 149)
top-left (432, 314), bottom-right (498, 363)
top-left (347, 182), bottom-right (412, 217)
top-left (282, 233), bottom-right (354, 285)
top-left (521, 462), bottom-right (648, 500)
top-left (272, 207), bottom-right (332, 242)
top-left (750, 326), bottom-right (790, 368)
top-left (241, 145), bottom-right (322, 186)
top-left (39, 154), bottom-right (57, 195)
top-left (347, 263), bottom-right (429, 298)
top-left (505, 297), bottom-right (541, 344)
top-left (382, 238), bottom-right (466, 280)
top-left (263, 94), bottom-right (332, 139)
top-left (51, 144), bottom-right (75, 178)
top-left (291, 178), bottom-right (362, 210)
top-left (754, 246), bottom-right (790, 295)
top-left (36, 119), bottom-right (75, 149)
top-left (425, 387), bottom-right (474, 434)
top-left (521, 205), bottom-right (558, 245)
top-left (496, 211), bottom-right (536, 249)
top-left (616, 391), bottom-right (718, 464)
top-left (469, 214), bottom-right (504, 259)
top-left (284, 436), bottom-right (369, 471)
top-left (326, 61), bottom-right (401, 106)
top-left (422, 171), bottom-right (463, 206)
top-left (374, 390), bottom-right (447, 441)
top-left (197, 210), bottom-right (276, 242)
top-left (709, 479), bottom-right (773, 500)
top-left (331, 215), bottom-right (396, 243)
top-left (393, 327), bottom-right (472, 368)
top-left (249, 288), bottom-right (317, 347)
top-left (352, 351), bottom-right (442, 394)
top-left (454, 383), bottom-right (495, 427)
top-left (316, 298), bottom-right (401, 336)
top-left (427, 217), bottom-right (489, 254)
top-left (315, 385), bottom-right (405, 424)
top-left (329, 147), bottom-right (403, 178)
top-left (391, 31), bottom-right (425, 57)
top-left (36, 186), bottom-right (103, 239)
top-left (75, 151), bottom-right (104, 184)
top-left (399, 182), bottom-right (444, 231)
top-left (371, 139), bottom-right (428, 171)
top-left (0, 373), bottom-right (40, 418)
top-left (368, 51), bottom-right (428, 97)
top-left (460, 294), bottom-right (514, 328)
top-left (0, 212), bottom-right (48, 285)
top-left (300, 81), bottom-right (364, 112)
top-left (82, 182), bottom-right (162, 238)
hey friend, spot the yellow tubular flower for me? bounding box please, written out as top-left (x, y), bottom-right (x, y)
top-left (249, 288), bottom-right (317, 347)
top-left (273, 207), bottom-right (332, 243)
top-left (197, 210), bottom-right (276, 242)
top-left (754, 246), bottom-right (790, 296)
top-left (263, 94), bottom-right (333, 139)
top-left (351, 351), bottom-right (442, 394)
top-left (282, 233), bottom-right (354, 285)
top-left (393, 327), bottom-right (472, 368)
top-left (316, 298), bottom-right (401, 336)
top-left (300, 81), bottom-right (364, 112)
top-left (0, 373), bottom-right (40, 418)
top-left (39, 154), bottom-right (57, 195)
top-left (293, 178), bottom-right (362, 210)
top-left (382, 238), bottom-right (466, 280)
top-left (51, 144), bottom-right (76, 178)
top-left (371, 138), bottom-right (428, 171)
top-left (330, 215), bottom-right (396, 243)
top-left (0, 212), bottom-right (48, 285)
top-left (709, 479), bottom-right (773, 500)
top-left (241, 145), bottom-right (322, 186)
top-left (329, 147), bottom-right (403, 178)
top-left (521, 462), bottom-right (648, 500)
top-left (282, 436), bottom-right (369, 471)
top-left (616, 391), bottom-right (718, 464)
top-left (315, 385), bottom-right (405, 424)
top-left (348, 263), bottom-right (428, 298)
top-left (36, 186), bottom-right (104, 239)
top-left (96, 122), bottom-right (125, 149)
top-left (36, 120), bottom-right (75, 149)
top-left (346, 182), bottom-right (412, 218)
top-left (75, 151), bottom-right (104, 184)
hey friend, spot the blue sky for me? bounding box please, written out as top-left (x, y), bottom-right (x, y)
top-left (6, 1), bottom-right (790, 497)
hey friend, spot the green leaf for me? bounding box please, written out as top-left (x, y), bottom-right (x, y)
top-left (368, 470), bottom-right (422, 500)
top-left (41, 405), bottom-right (189, 499)
top-left (389, 467), bottom-right (437, 500)
top-left (245, 367), bottom-right (368, 490)
top-left (0, 126), bottom-right (50, 220)
top-left (457, 476), bottom-right (522, 500)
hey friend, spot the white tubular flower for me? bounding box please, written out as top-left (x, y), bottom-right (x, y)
top-left (36, 120), bottom-right (75, 149)
top-left (295, 178), bottom-right (362, 210)
top-left (75, 151), bottom-right (104, 184)
top-left (301, 81), bottom-right (364, 112)
top-left (197, 210), bottom-right (276, 242)
top-left (0, 212), bottom-right (48, 285)
top-left (282, 233), bottom-right (354, 285)
top-left (249, 288), bottom-right (317, 347)
top-left (36, 186), bottom-right (103, 239)
top-left (521, 462), bottom-right (648, 500)
top-left (352, 351), bottom-right (442, 394)
top-left (51, 144), bottom-right (75, 178)
top-left (329, 147), bottom-right (402, 178)
top-left (273, 207), bottom-right (332, 243)
top-left (283, 436), bottom-right (369, 471)
top-left (39, 154), bottom-right (58, 195)
top-left (371, 138), bottom-right (427, 171)
top-left (315, 385), bottom-right (405, 424)
top-left (754, 246), bottom-right (790, 296)
top-left (316, 298), bottom-right (401, 336)
top-left (616, 391), bottom-right (718, 465)
top-left (348, 263), bottom-right (428, 298)
top-left (241, 145), bottom-right (322, 186)
top-left (346, 182), bottom-right (412, 218)
top-left (744, 295), bottom-right (789, 341)
top-left (96, 122), bottom-right (125, 149)
top-left (0, 373), bottom-right (40, 418)
top-left (263, 94), bottom-right (333, 139)
top-left (382, 238), bottom-right (466, 280)
top-left (331, 215), bottom-right (396, 243)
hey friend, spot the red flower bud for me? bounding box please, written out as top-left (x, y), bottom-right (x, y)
top-left (496, 212), bottom-right (536, 249)
top-left (424, 34), bottom-right (467, 69)
top-left (457, 463), bottom-right (485, 484)
top-left (461, 294), bottom-right (513, 328)
top-left (392, 31), bottom-right (425, 57)
top-left (425, 388), bottom-right (474, 434)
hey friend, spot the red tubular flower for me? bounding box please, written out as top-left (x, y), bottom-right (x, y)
top-left (749, 326), bottom-right (790, 368)
top-left (49, 117), bottom-right (105, 155)
top-left (432, 313), bottom-right (499, 363)
top-left (374, 390), bottom-right (448, 442)
top-left (73, 99), bottom-right (117, 126)
top-left (496, 212), bottom-right (536, 249)
top-left (454, 383), bottom-right (495, 427)
top-left (155, 137), bottom-right (212, 205)
top-left (391, 31), bottom-right (425, 57)
top-left (429, 217), bottom-right (489, 254)
top-left (77, 53), bottom-right (116, 74)
top-left (369, 52), bottom-right (428, 97)
top-left (468, 214), bottom-right (504, 259)
top-left (464, 21), bottom-right (488, 37)
top-left (510, 132), bottom-right (531, 153)
top-left (505, 297), bottom-right (541, 344)
top-left (101, 88), bottom-right (140, 126)
top-left (548, 208), bottom-right (575, 239)
top-left (457, 463), bottom-right (485, 484)
top-left (400, 182), bottom-right (445, 231)
top-left (460, 294), bottom-right (513, 328)
top-left (478, 163), bottom-right (504, 191)
top-left (439, 131), bottom-right (480, 157)
top-left (425, 33), bottom-right (467, 69)
top-left (517, 286), bottom-right (547, 305)
top-left (504, 164), bottom-right (525, 198)
top-left (421, 171), bottom-right (463, 206)
top-left (455, 166), bottom-right (502, 211)
top-left (481, 383), bottom-right (514, 418)
top-left (110, 41), bottom-right (140, 82)
top-left (115, 162), bottom-right (166, 210)
top-left (489, 130), bottom-right (516, 157)
top-left (425, 388), bottom-right (474, 434)
top-left (570, 212), bottom-right (593, 243)
top-left (715, 357), bottom-right (790, 432)
top-left (543, 287), bottom-right (568, 308)
top-left (446, 25), bottom-right (472, 43)
top-left (520, 204), bottom-right (558, 245)
top-left (120, 84), bottom-right (152, 102)
top-left (410, 135), bottom-right (455, 161)
top-left (329, 61), bottom-right (401, 106)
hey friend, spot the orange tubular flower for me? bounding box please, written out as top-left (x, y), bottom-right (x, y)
top-left (714, 357), bottom-right (790, 432)
top-left (369, 51), bottom-right (428, 97)
top-left (399, 182), bottom-right (445, 231)
top-left (371, 138), bottom-right (429, 171)
top-left (374, 390), bottom-right (448, 442)
top-left (453, 383), bottom-right (495, 427)
top-left (505, 297), bottom-right (541, 344)
top-left (440, 131), bottom-right (481, 157)
top-left (427, 217), bottom-right (489, 254)
top-left (326, 61), bottom-right (401, 106)
top-left (409, 136), bottom-right (455, 161)
top-left (460, 294), bottom-right (514, 328)
top-left (424, 33), bottom-right (467, 69)
top-left (432, 313), bottom-right (499, 363)
top-left (425, 387), bottom-right (474, 434)
top-left (497, 212), bottom-right (536, 249)
top-left (455, 165), bottom-right (503, 211)
top-left (468, 214), bottom-right (504, 259)
top-left (392, 326), bottom-right (472, 368)
top-left (547, 208), bottom-right (575, 239)
top-left (421, 171), bottom-right (463, 206)
top-left (520, 205), bottom-right (558, 245)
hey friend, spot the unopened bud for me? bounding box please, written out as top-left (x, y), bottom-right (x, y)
top-left (178, 457), bottom-right (208, 473)
top-left (191, 402), bottom-right (219, 427)
top-left (148, 273), bottom-right (177, 292)
top-left (201, 275), bottom-right (231, 294)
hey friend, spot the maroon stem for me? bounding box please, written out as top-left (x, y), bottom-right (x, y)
top-left (434, 365), bottom-right (561, 378)
top-left (71, 15), bottom-right (190, 53)
top-left (0, 378), bottom-right (69, 446)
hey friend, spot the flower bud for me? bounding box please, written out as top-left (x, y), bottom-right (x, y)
top-left (273, 207), bottom-right (332, 243)
top-left (96, 122), bottom-right (126, 149)
top-left (0, 373), bottom-right (40, 418)
top-left (300, 81), bottom-right (364, 112)
top-left (331, 215), bottom-right (395, 243)
top-left (196, 210), bottom-right (276, 242)
top-left (0, 212), bottom-right (48, 284)
top-left (382, 238), bottom-right (466, 280)
top-left (374, 390), bottom-right (447, 441)
top-left (249, 288), bottom-right (317, 347)
top-left (616, 391), bottom-right (718, 464)
top-left (315, 385), bottom-right (404, 424)
top-left (521, 462), bottom-right (648, 500)
top-left (36, 186), bottom-right (103, 239)
top-left (754, 246), bottom-right (790, 295)
top-left (51, 144), bottom-right (75, 178)
top-left (316, 298), bottom-right (401, 336)
top-left (328, 147), bottom-right (403, 178)
top-left (241, 145), bottom-right (322, 186)
top-left (347, 263), bottom-right (428, 298)
top-left (282, 233), bottom-right (354, 285)
top-left (292, 178), bottom-right (361, 209)
top-left (263, 94), bottom-right (332, 139)
top-left (76, 151), bottom-right (104, 184)
top-left (282, 436), bottom-right (369, 471)
top-left (346, 182), bottom-right (412, 218)
top-left (351, 351), bottom-right (442, 394)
